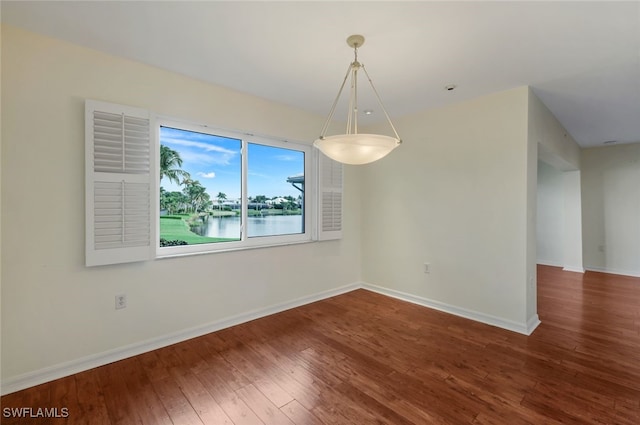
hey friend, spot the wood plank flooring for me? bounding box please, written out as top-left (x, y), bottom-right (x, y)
top-left (2, 265), bottom-right (639, 424)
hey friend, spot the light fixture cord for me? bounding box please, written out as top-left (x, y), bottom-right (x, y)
top-left (347, 65), bottom-right (358, 135)
top-left (350, 45), bottom-right (360, 135)
top-left (319, 63), bottom-right (352, 138)
top-left (361, 65), bottom-right (401, 141)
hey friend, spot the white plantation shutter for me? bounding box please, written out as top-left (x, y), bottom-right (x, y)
top-left (317, 151), bottom-right (343, 240)
top-left (85, 100), bottom-right (154, 266)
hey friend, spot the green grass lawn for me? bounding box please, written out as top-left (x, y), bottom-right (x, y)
top-left (160, 215), bottom-right (237, 244)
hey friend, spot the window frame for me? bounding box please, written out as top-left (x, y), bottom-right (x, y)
top-left (155, 118), bottom-right (314, 258)
top-left (85, 99), bottom-right (341, 267)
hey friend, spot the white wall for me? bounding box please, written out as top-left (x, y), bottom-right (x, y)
top-left (535, 161), bottom-right (584, 271)
top-left (562, 170), bottom-right (583, 272)
top-left (537, 160), bottom-right (564, 266)
top-left (360, 87), bottom-right (533, 333)
top-left (527, 89), bottom-right (582, 320)
top-left (529, 90), bottom-right (581, 171)
top-left (582, 144), bottom-right (640, 276)
top-left (1, 26), bottom-right (362, 388)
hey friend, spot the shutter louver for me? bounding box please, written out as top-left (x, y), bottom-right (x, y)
top-left (86, 100), bottom-right (154, 266)
top-left (93, 112), bottom-right (150, 174)
top-left (321, 192), bottom-right (342, 232)
top-left (317, 152), bottom-right (343, 240)
top-left (93, 182), bottom-right (150, 249)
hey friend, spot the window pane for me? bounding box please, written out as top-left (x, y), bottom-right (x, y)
top-left (247, 143), bottom-right (305, 238)
top-left (159, 126), bottom-right (241, 246)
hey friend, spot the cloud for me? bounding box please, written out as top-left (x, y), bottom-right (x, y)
top-left (248, 171), bottom-right (271, 179)
top-left (161, 135), bottom-right (239, 166)
top-left (178, 150), bottom-right (234, 166)
top-left (274, 154), bottom-right (298, 161)
top-left (163, 137), bottom-right (237, 155)
top-left (197, 171), bottom-right (216, 179)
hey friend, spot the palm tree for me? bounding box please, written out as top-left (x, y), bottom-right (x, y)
top-left (160, 145), bottom-right (190, 185)
top-left (216, 192), bottom-right (227, 210)
top-left (183, 179), bottom-right (209, 213)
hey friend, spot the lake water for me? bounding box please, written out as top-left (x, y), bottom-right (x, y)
top-left (192, 215), bottom-right (303, 238)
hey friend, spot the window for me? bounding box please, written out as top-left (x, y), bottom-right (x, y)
top-left (157, 120), bottom-right (312, 256)
top-left (159, 126), bottom-right (242, 245)
top-left (85, 100), bottom-right (341, 266)
top-left (247, 143), bottom-right (306, 237)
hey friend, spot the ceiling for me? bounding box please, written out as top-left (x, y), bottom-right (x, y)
top-left (3, 1), bottom-right (639, 148)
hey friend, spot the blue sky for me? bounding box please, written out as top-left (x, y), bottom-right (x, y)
top-left (160, 126), bottom-right (304, 200)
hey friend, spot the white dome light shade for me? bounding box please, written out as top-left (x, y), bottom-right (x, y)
top-left (314, 134), bottom-right (400, 165)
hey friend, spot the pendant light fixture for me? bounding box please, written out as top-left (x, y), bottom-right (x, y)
top-left (313, 34), bottom-right (402, 165)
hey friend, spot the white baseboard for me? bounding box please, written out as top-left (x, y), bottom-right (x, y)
top-left (527, 314), bottom-right (542, 335)
top-left (0, 282), bottom-right (360, 396)
top-left (361, 283), bottom-right (535, 335)
top-left (583, 266), bottom-right (640, 278)
top-left (537, 263), bottom-right (586, 274)
top-left (537, 260), bottom-right (563, 267)
top-left (562, 266), bottom-right (585, 273)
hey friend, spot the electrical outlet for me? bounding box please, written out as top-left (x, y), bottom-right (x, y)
top-left (424, 263), bottom-right (430, 274)
top-left (115, 294), bottom-right (127, 310)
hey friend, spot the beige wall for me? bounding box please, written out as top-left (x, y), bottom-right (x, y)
top-left (1, 26), bottom-right (362, 385)
top-left (582, 144), bottom-right (640, 276)
top-left (360, 87), bottom-right (532, 331)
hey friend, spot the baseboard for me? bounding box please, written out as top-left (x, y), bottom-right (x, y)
top-left (526, 314), bottom-right (542, 335)
top-left (562, 266), bottom-right (585, 273)
top-left (538, 263), bottom-right (586, 274)
top-left (361, 283), bottom-right (533, 335)
top-left (584, 266), bottom-right (640, 278)
top-left (0, 282), bottom-right (360, 396)
top-left (536, 260), bottom-right (584, 273)
top-left (537, 260), bottom-right (563, 267)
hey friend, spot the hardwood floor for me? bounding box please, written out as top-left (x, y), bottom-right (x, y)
top-left (2, 265), bottom-right (639, 424)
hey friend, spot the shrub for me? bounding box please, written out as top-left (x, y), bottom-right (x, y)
top-left (159, 238), bottom-right (188, 247)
